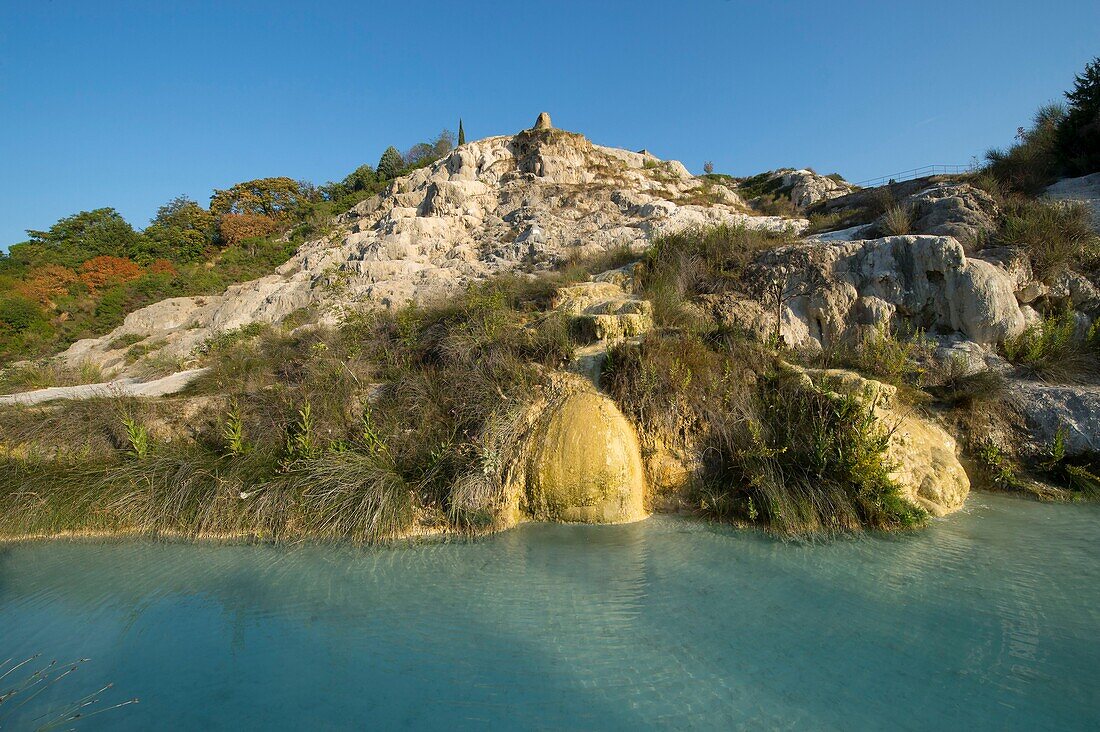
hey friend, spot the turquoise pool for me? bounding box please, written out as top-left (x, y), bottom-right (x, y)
top-left (1, 493), bottom-right (1098, 730)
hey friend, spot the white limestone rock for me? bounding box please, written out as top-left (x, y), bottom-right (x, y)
top-left (56, 120), bottom-right (801, 376)
top-left (731, 235), bottom-right (1026, 350)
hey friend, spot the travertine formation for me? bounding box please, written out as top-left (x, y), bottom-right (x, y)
top-left (451, 373), bottom-right (648, 527)
top-left (792, 367), bottom-right (970, 517)
top-left (772, 169), bottom-right (855, 209)
top-left (519, 376), bottom-right (647, 523)
top-left (61, 115), bottom-right (799, 374)
top-left (713, 234), bottom-right (1026, 350)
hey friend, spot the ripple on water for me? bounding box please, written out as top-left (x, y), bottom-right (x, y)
top-left (1, 493), bottom-right (1099, 730)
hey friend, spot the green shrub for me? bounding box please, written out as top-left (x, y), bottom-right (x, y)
top-left (998, 198), bottom-right (1099, 278)
top-left (831, 325), bottom-right (932, 389)
top-left (1039, 428), bottom-right (1100, 498)
top-left (976, 439), bottom-right (1024, 491)
top-left (984, 104), bottom-right (1065, 195)
top-left (805, 211), bottom-right (846, 234)
top-left (603, 332), bottom-right (924, 537)
top-left (122, 417), bottom-right (150, 459)
top-left (1003, 310), bottom-right (1098, 383)
top-left (700, 371), bottom-right (925, 537)
top-left (1056, 56), bottom-right (1100, 177)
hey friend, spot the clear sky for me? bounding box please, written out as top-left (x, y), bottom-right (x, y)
top-left (1, 0), bottom-right (1097, 249)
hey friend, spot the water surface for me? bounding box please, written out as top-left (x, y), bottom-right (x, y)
top-left (1, 493), bottom-right (1098, 730)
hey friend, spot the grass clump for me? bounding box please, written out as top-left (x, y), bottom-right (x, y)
top-left (0, 359), bottom-right (106, 394)
top-left (603, 331), bottom-right (926, 538)
top-left (997, 198), bottom-right (1099, 278)
top-left (882, 204), bottom-right (912, 235)
top-left (0, 270), bottom-right (599, 543)
top-left (636, 223), bottom-right (797, 327)
top-left (699, 371), bottom-right (925, 537)
top-left (1002, 310), bottom-right (1099, 383)
top-left (927, 358), bottom-right (1006, 410)
top-left (827, 325), bottom-right (933, 390)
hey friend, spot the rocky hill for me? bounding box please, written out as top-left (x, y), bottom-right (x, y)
top-left (2, 106), bottom-right (1099, 544)
top-left (62, 113), bottom-right (799, 374)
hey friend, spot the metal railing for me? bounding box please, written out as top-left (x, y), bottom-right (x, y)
top-left (854, 164), bottom-right (975, 189)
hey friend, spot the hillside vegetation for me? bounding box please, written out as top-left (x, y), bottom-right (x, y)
top-left (0, 130), bottom-right (457, 364)
top-left (1, 58), bottom-right (1098, 545)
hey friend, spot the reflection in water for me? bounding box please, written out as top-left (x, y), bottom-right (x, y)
top-left (1, 494), bottom-right (1099, 730)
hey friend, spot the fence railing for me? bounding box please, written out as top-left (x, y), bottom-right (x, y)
top-left (854, 164), bottom-right (975, 189)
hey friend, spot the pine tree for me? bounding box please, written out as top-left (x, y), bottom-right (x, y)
top-left (458, 119), bottom-right (465, 146)
top-left (1057, 57), bottom-right (1100, 176)
top-left (377, 146), bottom-right (405, 179)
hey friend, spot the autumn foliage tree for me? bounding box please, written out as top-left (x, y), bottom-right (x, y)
top-left (210, 177), bottom-right (304, 218)
top-left (16, 265), bottom-right (78, 307)
top-left (218, 213), bottom-right (281, 251)
top-left (210, 177), bottom-right (304, 249)
top-left (78, 256), bottom-right (143, 292)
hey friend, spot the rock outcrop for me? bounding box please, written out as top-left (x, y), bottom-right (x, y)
top-left (816, 181), bottom-right (999, 245)
top-left (743, 169), bottom-right (854, 210)
top-left (520, 377), bottom-right (647, 523)
top-left (1007, 380), bottom-right (1100, 457)
top-left (878, 182), bottom-right (999, 243)
top-left (455, 374), bottom-right (648, 527)
top-left (715, 235), bottom-right (1026, 350)
top-left (796, 367), bottom-right (970, 517)
top-left (61, 122), bottom-right (802, 375)
top-left (776, 169), bottom-right (855, 208)
top-left (1047, 172), bottom-right (1100, 232)
top-left (553, 265), bottom-right (652, 343)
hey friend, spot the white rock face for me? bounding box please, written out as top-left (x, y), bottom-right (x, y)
top-left (1007, 380), bottom-right (1100, 457)
top-left (59, 124), bottom-right (804, 374)
top-left (722, 235), bottom-right (1026, 349)
top-left (0, 368), bottom-right (210, 406)
top-left (770, 169), bottom-right (854, 209)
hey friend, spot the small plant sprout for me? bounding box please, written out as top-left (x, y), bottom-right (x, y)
top-left (282, 403), bottom-right (321, 470)
top-left (122, 417), bottom-right (149, 459)
top-left (222, 403), bottom-right (248, 456)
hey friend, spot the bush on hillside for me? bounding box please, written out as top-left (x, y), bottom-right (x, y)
top-left (602, 331), bottom-right (925, 537)
top-left (1057, 57), bottom-right (1100, 177)
top-left (985, 56), bottom-right (1100, 192)
top-left (998, 198), bottom-right (1099, 278)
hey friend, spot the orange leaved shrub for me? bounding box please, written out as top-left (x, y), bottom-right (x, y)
top-left (218, 213), bottom-right (280, 246)
top-left (16, 264), bottom-right (79, 307)
top-left (149, 259), bottom-right (178, 276)
top-left (79, 256), bottom-right (143, 292)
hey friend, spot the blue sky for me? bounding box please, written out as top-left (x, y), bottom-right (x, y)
top-left (1, 0), bottom-right (1097, 248)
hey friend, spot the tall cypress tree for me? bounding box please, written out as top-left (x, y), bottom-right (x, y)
top-left (458, 119), bottom-right (465, 146)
